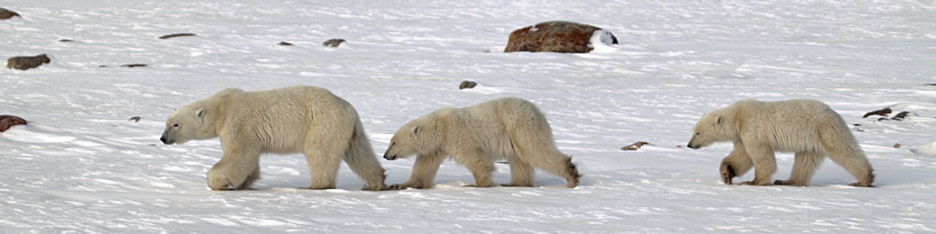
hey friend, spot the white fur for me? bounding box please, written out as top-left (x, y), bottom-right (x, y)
top-left (382, 97), bottom-right (580, 189)
top-left (161, 86), bottom-right (387, 191)
top-left (688, 99), bottom-right (875, 187)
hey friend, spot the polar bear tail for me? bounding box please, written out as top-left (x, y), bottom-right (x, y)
top-left (343, 116), bottom-right (388, 191)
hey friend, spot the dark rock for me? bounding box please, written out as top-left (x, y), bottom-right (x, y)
top-left (0, 8), bottom-right (20, 19)
top-left (0, 115), bottom-right (27, 132)
top-left (505, 21), bottom-right (618, 53)
top-left (323, 38), bottom-right (346, 47)
top-left (862, 107), bottom-right (891, 118)
top-left (159, 33), bottom-right (197, 39)
top-left (278, 41), bottom-right (293, 46)
top-left (891, 111), bottom-right (910, 120)
top-left (6, 54), bottom-right (51, 70)
top-left (59, 39), bottom-right (74, 42)
top-left (459, 81), bottom-right (478, 90)
top-left (121, 64), bottom-right (148, 68)
top-left (621, 141), bottom-right (650, 151)
top-left (129, 116), bottom-right (141, 122)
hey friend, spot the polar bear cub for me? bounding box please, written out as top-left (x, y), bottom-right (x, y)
top-left (382, 97), bottom-right (581, 189)
top-left (687, 99), bottom-right (874, 187)
top-left (161, 85), bottom-right (387, 191)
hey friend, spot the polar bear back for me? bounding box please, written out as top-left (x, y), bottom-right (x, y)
top-left (213, 85), bottom-right (355, 153)
top-left (731, 99), bottom-right (854, 153)
top-left (449, 97), bottom-right (553, 157)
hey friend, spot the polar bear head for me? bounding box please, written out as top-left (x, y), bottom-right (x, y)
top-left (383, 112), bottom-right (445, 160)
top-left (160, 105), bottom-right (216, 145)
top-left (687, 108), bottom-right (738, 149)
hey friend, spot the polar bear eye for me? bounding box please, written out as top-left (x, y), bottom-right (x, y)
top-left (173, 123), bottom-right (180, 128)
top-left (391, 142), bottom-right (396, 146)
top-left (695, 132), bottom-right (701, 136)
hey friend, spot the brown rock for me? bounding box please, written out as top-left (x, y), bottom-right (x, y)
top-left (6, 54), bottom-right (51, 70)
top-left (862, 107), bottom-right (891, 118)
top-left (0, 115), bottom-right (27, 132)
top-left (159, 33), bottom-right (197, 39)
top-left (323, 38), bottom-right (346, 47)
top-left (505, 21), bottom-right (618, 53)
top-left (891, 111), bottom-right (909, 120)
top-left (459, 80), bottom-right (478, 90)
top-left (0, 8), bottom-right (20, 19)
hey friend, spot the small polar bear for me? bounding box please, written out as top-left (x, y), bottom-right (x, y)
top-left (382, 97), bottom-right (580, 189)
top-left (160, 85), bottom-right (387, 191)
top-left (687, 99), bottom-right (875, 187)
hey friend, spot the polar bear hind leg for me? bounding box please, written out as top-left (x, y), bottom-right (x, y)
top-left (502, 154), bottom-right (535, 187)
top-left (774, 151), bottom-right (824, 186)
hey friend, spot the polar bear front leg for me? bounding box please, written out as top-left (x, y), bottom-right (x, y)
top-left (207, 141), bottom-right (261, 190)
top-left (720, 141), bottom-right (753, 185)
top-left (739, 142), bottom-right (777, 186)
top-left (457, 150), bottom-right (495, 188)
top-left (389, 152), bottom-right (446, 190)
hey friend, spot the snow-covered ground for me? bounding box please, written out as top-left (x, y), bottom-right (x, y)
top-left (2, 0), bottom-right (936, 232)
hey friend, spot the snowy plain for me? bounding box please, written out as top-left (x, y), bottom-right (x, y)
top-left (2, 0), bottom-right (936, 232)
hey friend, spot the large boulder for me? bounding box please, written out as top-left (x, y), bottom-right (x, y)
top-left (505, 21), bottom-right (618, 53)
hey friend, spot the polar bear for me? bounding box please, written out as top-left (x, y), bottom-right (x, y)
top-left (687, 99), bottom-right (875, 187)
top-left (382, 97), bottom-right (580, 189)
top-left (160, 86), bottom-right (387, 191)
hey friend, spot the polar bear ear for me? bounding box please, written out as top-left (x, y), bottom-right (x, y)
top-left (195, 108), bottom-right (206, 123)
top-left (715, 116), bottom-right (723, 125)
top-left (413, 126), bottom-right (420, 134)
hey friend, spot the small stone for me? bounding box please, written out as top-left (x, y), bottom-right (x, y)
top-left (323, 38), bottom-right (346, 47)
top-left (621, 141), bottom-right (650, 151)
top-left (159, 33), bottom-right (197, 39)
top-left (862, 107), bottom-right (891, 118)
top-left (459, 81), bottom-right (478, 90)
top-left (6, 54), bottom-right (51, 70)
top-left (891, 111), bottom-right (909, 120)
top-left (0, 8), bottom-right (20, 20)
top-left (0, 115), bottom-right (27, 132)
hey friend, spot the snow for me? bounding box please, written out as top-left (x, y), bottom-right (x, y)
top-left (2, 0), bottom-right (936, 232)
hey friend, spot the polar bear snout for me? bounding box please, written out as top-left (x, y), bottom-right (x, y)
top-left (383, 154), bottom-right (398, 160)
top-left (160, 132), bottom-right (176, 145)
top-left (687, 143), bottom-right (700, 149)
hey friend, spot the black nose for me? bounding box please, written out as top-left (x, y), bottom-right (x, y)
top-left (160, 137), bottom-right (168, 144)
top-left (383, 154), bottom-right (396, 160)
top-left (688, 144), bottom-right (699, 149)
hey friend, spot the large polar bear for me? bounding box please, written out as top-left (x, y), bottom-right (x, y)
top-left (382, 97), bottom-right (580, 189)
top-left (687, 99), bottom-right (875, 187)
top-left (160, 85), bottom-right (387, 191)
